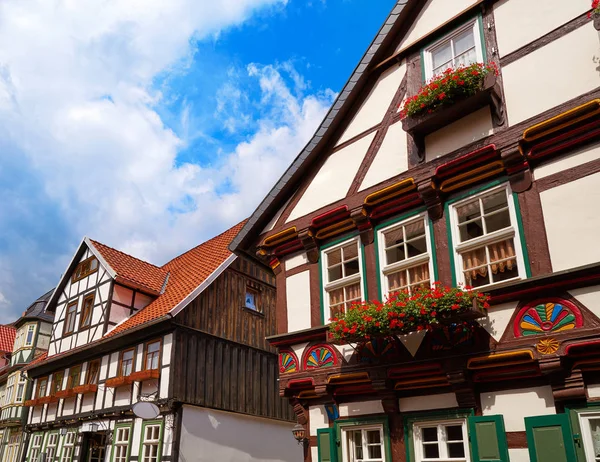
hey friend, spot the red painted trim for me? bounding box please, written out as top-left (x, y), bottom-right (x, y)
top-left (333, 385), bottom-right (375, 396)
top-left (311, 206), bottom-right (350, 229)
top-left (473, 365), bottom-right (541, 382)
top-left (269, 331), bottom-right (328, 347)
top-left (278, 349), bottom-right (300, 374)
top-left (302, 344), bottom-right (339, 370)
top-left (528, 119), bottom-right (600, 160)
top-left (273, 240), bottom-right (304, 256)
top-left (513, 297), bottom-right (583, 338)
top-left (435, 144), bottom-right (498, 179)
top-left (506, 161), bottom-right (529, 175)
top-left (387, 362), bottom-right (443, 378)
top-left (287, 378), bottom-right (315, 389)
top-left (565, 339), bottom-right (600, 356)
top-left (369, 194), bottom-right (423, 220)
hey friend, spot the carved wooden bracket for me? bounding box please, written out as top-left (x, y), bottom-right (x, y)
top-left (447, 370), bottom-right (476, 409)
top-left (417, 180), bottom-right (443, 221)
top-left (539, 356), bottom-right (563, 376)
top-left (381, 394), bottom-right (399, 414)
top-left (551, 368), bottom-right (586, 402)
top-left (351, 208), bottom-right (373, 245)
top-left (291, 399), bottom-right (308, 425)
top-left (298, 229), bottom-right (319, 264)
top-left (501, 143), bottom-right (532, 193)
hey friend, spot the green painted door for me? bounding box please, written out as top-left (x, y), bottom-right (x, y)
top-left (525, 414), bottom-right (577, 462)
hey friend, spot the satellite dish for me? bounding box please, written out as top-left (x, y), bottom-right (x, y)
top-left (132, 401), bottom-right (160, 420)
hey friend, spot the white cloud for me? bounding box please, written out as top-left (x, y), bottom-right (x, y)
top-left (0, 0), bottom-right (335, 320)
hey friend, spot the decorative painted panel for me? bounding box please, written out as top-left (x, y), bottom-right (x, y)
top-left (514, 299), bottom-right (583, 337)
top-left (303, 345), bottom-right (338, 370)
top-left (356, 337), bottom-right (399, 363)
top-left (279, 350), bottom-right (298, 374)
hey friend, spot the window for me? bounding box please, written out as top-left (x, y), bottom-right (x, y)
top-left (25, 325), bottom-right (36, 346)
top-left (86, 360), bottom-right (100, 385)
top-left (244, 287), bottom-right (260, 311)
top-left (119, 349), bottom-right (135, 377)
top-left (342, 425), bottom-right (386, 462)
top-left (79, 293), bottom-right (94, 329)
top-left (578, 412), bottom-right (600, 462)
top-left (112, 426), bottom-right (131, 462)
top-left (28, 433), bottom-right (43, 462)
top-left (413, 420), bottom-right (470, 462)
top-left (51, 371), bottom-right (64, 395)
top-left (144, 341), bottom-right (161, 371)
top-left (15, 375), bottom-right (26, 403)
top-left (60, 432), bottom-right (76, 462)
top-left (5, 376), bottom-right (15, 405)
top-left (378, 215), bottom-right (433, 297)
top-left (4, 431), bottom-right (20, 462)
top-left (72, 256), bottom-right (99, 282)
top-left (449, 184), bottom-right (526, 288)
top-left (63, 302), bottom-right (78, 335)
top-left (423, 18), bottom-right (484, 81)
top-left (322, 238), bottom-right (364, 319)
top-left (36, 377), bottom-right (48, 398)
top-left (45, 433), bottom-right (59, 462)
top-left (68, 366), bottom-right (82, 389)
top-left (141, 423), bottom-right (162, 462)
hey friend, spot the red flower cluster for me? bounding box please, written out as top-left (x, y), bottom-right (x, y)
top-left (328, 282), bottom-right (490, 341)
top-left (399, 62), bottom-right (498, 119)
top-left (589, 0), bottom-right (600, 18)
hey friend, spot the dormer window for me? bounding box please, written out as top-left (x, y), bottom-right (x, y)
top-left (422, 18), bottom-right (484, 81)
top-left (79, 293), bottom-right (94, 329)
top-left (72, 256), bottom-right (99, 283)
top-left (63, 301), bottom-right (77, 336)
top-left (25, 325), bottom-right (35, 346)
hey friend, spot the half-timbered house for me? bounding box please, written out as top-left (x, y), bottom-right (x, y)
top-left (0, 291), bottom-right (53, 462)
top-left (22, 223), bottom-right (296, 462)
top-left (231, 1), bottom-right (600, 461)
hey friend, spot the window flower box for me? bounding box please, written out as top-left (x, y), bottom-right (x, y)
top-left (105, 376), bottom-right (132, 388)
top-left (128, 369), bottom-right (160, 382)
top-left (328, 283), bottom-right (489, 342)
top-left (591, 1), bottom-right (600, 30)
top-left (54, 389), bottom-right (76, 400)
top-left (24, 399), bottom-right (39, 407)
top-left (72, 384), bottom-right (98, 395)
top-left (37, 396), bottom-right (53, 405)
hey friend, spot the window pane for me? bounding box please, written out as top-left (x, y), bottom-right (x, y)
top-left (432, 43), bottom-right (452, 71)
top-left (388, 270), bottom-right (408, 293)
top-left (328, 265), bottom-right (342, 282)
top-left (453, 28), bottom-right (475, 56)
top-left (446, 425), bottom-right (463, 441)
top-left (344, 259), bottom-right (360, 277)
top-left (342, 243), bottom-right (358, 261)
top-left (422, 427), bottom-right (438, 442)
top-left (448, 442), bottom-right (466, 458)
top-left (123, 350), bottom-right (134, 361)
top-left (424, 444), bottom-right (440, 459)
top-left (366, 430), bottom-right (380, 444)
top-left (454, 47), bottom-right (477, 68)
top-left (457, 200), bottom-right (481, 223)
top-left (384, 226), bottom-right (404, 250)
top-left (368, 444), bottom-right (382, 459)
top-left (386, 246), bottom-right (406, 265)
top-left (328, 249), bottom-right (341, 266)
top-left (485, 209), bottom-right (511, 234)
top-left (459, 219), bottom-right (484, 242)
top-left (588, 418), bottom-right (600, 457)
top-left (406, 237), bottom-right (427, 258)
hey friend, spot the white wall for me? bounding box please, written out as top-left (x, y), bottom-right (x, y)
top-left (425, 107), bottom-right (493, 161)
top-left (399, 393), bottom-right (458, 413)
top-left (339, 400), bottom-right (384, 417)
top-left (309, 405), bottom-right (327, 436)
top-left (481, 386), bottom-right (555, 431)
top-left (534, 142), bottom-right (600, 180)
top-left (541, 172), bottom-right (600, 271)
top-left (476, 301), bottom-right (518, 341)
top-left (570, 285), bottom-right (600, 320)
top-left (287, 132), bottom-right (376, 222)
top-left (359, 121), bottom-right (409, 191)
top-left (502, 25), bottom-right (600, 125)
top-left (285, 271), bottom-right (312, 332)
top-left (285, 253), bottom-right (308, 272)
top-left (336, 62), bottom-right (406, 145)
top-left (494, 0), bottom-right (588, 56)
top-left (179, 406), bottom-right (300, 462)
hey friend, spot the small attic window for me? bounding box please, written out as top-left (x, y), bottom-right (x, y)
top-left (72, 256), bottom-right (99, 283)
top-left (244, 286), bottom-right (260, 312)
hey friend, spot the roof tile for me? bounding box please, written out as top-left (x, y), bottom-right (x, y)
top-left (0, 325), bottom-right (16, 353)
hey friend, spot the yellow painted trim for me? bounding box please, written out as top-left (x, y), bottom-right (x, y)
top-left (314, 219), bottom-right (355, 240)
top-left (364, 178), bottom-right (416, 207)
top-left (523, 99), bottom-right (600, 142)
top-left (439, 161), bottom-right (505, 193)
top-left (394, 376), bottom-right (448, 386)
top-left (261, 227), bottom-right (298, 248)
top-left (298, 390), bottom-right (319, 399)
top-left (467, 350), bottom-right (534, 370)
top-left (327, 372), bottom-right (370, 385)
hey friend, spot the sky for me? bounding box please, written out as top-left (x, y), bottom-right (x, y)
top-left (0, 0), bottom-right (397, 322)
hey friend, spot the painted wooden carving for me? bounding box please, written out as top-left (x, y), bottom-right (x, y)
top-left (515, 299), bottom-right (583, 337)
top-left (279, 350), bottom-right (298, 374)
top-left (303, 345), bottom-right (337, 369)
top-left (431, 324), bottom-right (474, 351)
top-left (357, 337), bottom-right (397, 363)
top-left (536, 338), bottom-right (560, 355)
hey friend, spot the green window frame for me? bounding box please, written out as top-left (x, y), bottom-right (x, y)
top-left (317, 428), bottom-right (338, 462)
top-left (445, 179), bottom-right (531, 288)
top-left (565, 403), bottom-right (600, 462)
top-left (43, 431), bottom-right (59, 462)
top-left (469, 415), bottom-right (509, 462)
top-left (139, 420), bottom-right (164, 462)
top-left (374, 208), bottom-right (438, 301)
top-left (525, 414), bottom-right (577, 462)
top-left (27, 432), bottom-right (44, 462)
top-left (58, 431), bottom-right (77, 462)
top-left (111, 423), bottom-right (133, 462)
top-left (334, 416), bottom-right (392, 462)
top-left (319, 234), bottom-right (369, 324)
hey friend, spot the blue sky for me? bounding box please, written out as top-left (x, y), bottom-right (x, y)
top-left (0, 0), bottom-right (396, 322)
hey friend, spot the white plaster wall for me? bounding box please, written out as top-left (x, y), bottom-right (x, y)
top-left (534, 142), bottom-right (600, 180)
top-left (397, 330), bottom-right (426, 357)
top-left (285, 271), bottom-right (312, 332)
top-left (359, 121), bottom-right (409, 191)
top-left (480, 386), bottom-right (555, 431)
top-left (81, 394), bottom-right (94, 413)
top-left (337, 62), bottom-right (406, 145)
top-left (503, 25), bottom-right (600, 125)
top-left (425, 107), bottom-right (493, 161)
top-left (285, 253), bottom-right (308, 272)
top-left (509, 448), bottom-right (530, 462)
top-left (163, 334), bottom-right (173, 365)
top-left (570, 285), bottom-right (600, 320)
top-left (399, 393), bottom-right (458, 413)
top-left (311, 448), bottom-right (319, 462)
top-left (159, 366), bottom-right (170, 399)
top-left (287, 132), bottom-right (376, 222)
top-left (395, 0), bottom-right (479, 52)
top-left (107, 353), bottom-right (118, 378)
top-left (339, 400), bottom-right (384, 417)
top-left (309, 405), bottom-right (328, 436)
top-left (494, 0), bottom-right (588, 56)
top-left (290, 342), bottom-right (308, 364)
top-left (588, 383), bottom-right (600, 399)
top-left (261, 197), bottom-right (292, 234)
top-left (179, 406), bottom-right (300, 462)
top-left (540, 172), bottom-right (600, 271)
top-left (476, 301), bottom-right (518, 341)
top-left (332, 342), bottom-right (357, 363)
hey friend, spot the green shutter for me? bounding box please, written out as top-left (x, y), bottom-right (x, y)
top-left (317, 428), bottom-right (337, 462)
top-left (525, 414), bottom-right (577, 462)
top-left (468, 415), bottom-right (509, 462)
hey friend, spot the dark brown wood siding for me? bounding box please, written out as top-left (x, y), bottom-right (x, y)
top-left (172, 327), bottom-right (294, 421)
top-left (174, 256), bottom-right (276, 352)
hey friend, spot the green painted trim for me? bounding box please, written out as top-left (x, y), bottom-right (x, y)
top-left (139, 420), bottom-right (164, 462)
top-left (27, 432), bottom-right (44, 462)
top-left (317, 428), bottom-right (338, 462)
top-left (512, 191), bottom-right (532, 278)
top-left (57, 431), bottom-right (77, 462)
top-left (111, 423), bottom-right (133, 462)
top-left (525, 414), bottom-right (577, 462)
top-left (468, 415), bottom-right (509, 462)
top-left (334, 416), bottom-right (392, 462)
top-left (320, 232), bottom-right (360, 251)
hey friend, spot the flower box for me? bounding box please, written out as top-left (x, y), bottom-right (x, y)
top-left (24, 399), bottom-right (39, 407)
top-left (54, 389), bottom-right (76, 400)
top-left (37, 396), bottom-right (53, 405)
top-left (594, 12), bottom-right (600, 30)
top-left (128, 369), bottom-right (160, 382)
top-left (72, 384), bottom-right (98, 395)
top-left (105, 376), bottom-right (132, 388)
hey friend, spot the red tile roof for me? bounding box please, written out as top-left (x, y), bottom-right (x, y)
top-left (0, 325), bottom-right (16, 353)
top-left (89, 240), bottom-right (168, 295)
top-left (27, 351), bottom-right (48, 368)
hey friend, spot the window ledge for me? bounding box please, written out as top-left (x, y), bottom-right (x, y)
top-left (242, 306), bottom-right (264, 317)
top-left (129, 369), bottom-right (160, 382)
top-left (72, 384), bottom-right (98, 395)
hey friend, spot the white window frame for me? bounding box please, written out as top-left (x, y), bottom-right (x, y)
top-left (60, 432), bottom-right (76, 462)
top-left (448, 183), bottom-right (526, 289)
top-left (377, 213), bottom-right (434, 297)
top-left (3, 431), bottom-right (21, 462)
top-left (413, 419), bottom-right (471, 462)
top-left (5, 376), bottom-right (15, 405)
top-left (578, 411), bottom-right (600, 462)
top-left (422, 18), bottom-right (484, 82)
top-left (341, 424), bottom-right (386, 462)
top-left (45, 433), bottom-right (59, 462)
top-left (25, 325), bottom-right (36, 347)
top-left (141, 423), bottom-right (162, 462)
top-left (29, 433), bottom-right (43, 462)
top-left (14, 375), bottom-right (26, 403)
top-left (113, 426), bottom-right (131, 462)
top-left (321, 236), bottom-right (365, 322)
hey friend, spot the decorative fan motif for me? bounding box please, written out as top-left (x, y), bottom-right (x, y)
top-left (536, 338), bottom-right (560, 355)
top-left (304, 345), bottom-right (337, 369)
top-left (357, 337), bottom-right (397, 363)
top-left (279, 351), bottom-right (298, 374)
top-left (431, 324), bottom-right (474, 351)
top-left (518, 301), bottom-right (582, 337)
